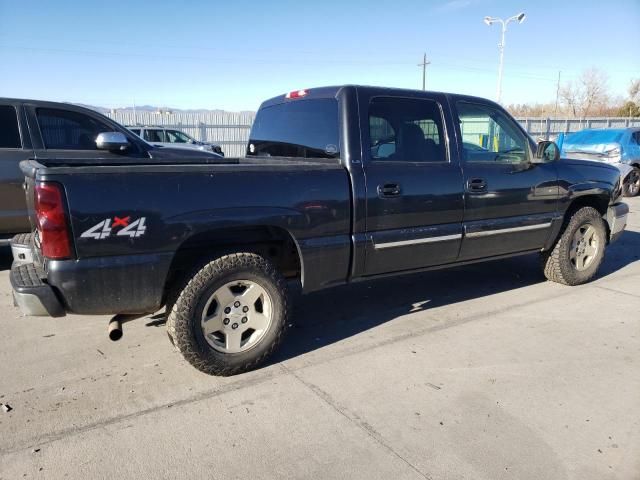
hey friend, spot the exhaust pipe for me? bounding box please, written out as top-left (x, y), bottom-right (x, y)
top-left (108, 317), bottom-right (123, 341)
top-left (107, 313), bottom-right (147, 341)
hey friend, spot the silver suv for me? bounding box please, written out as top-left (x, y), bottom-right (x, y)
top-left (128, 126), bottom-right (224, 156)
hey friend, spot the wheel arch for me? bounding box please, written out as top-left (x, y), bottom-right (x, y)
top-left (162, 225), bottom-right (304, 306)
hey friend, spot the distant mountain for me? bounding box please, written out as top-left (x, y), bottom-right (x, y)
top-left (74, 103), bottom-right (254, 115)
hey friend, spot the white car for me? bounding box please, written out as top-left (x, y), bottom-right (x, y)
top-left (128, 126), bottom-right (224, 156)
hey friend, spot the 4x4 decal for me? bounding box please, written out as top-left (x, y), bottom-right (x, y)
top-left (81, 216), bottom-right (147, 240)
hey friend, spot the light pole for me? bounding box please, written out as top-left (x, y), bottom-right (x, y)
top-left (483, 12), bottom-right (525, 103)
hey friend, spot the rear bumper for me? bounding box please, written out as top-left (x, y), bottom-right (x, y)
top-left (10, 262), bottom-right (65, 317)
top-left (607, 202), bottom-right (628, 243)
top-left (10, 232), bottom-right (35, 266)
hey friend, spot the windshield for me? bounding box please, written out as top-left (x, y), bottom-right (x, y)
top-left (166, 130), bottom-right (193, 143)
top-left (565, 130), bottom-right (624, 147)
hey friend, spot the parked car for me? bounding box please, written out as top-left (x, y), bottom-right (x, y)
top-left (128, 126), bottom-right (224, 156)
top-left (561, 127), bottom-right (640, 197)
top-left (10, 86), bottom-right (628, 376)
top-left (0, 98), bottom-right (229, 246)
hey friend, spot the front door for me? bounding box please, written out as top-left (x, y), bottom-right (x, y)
top-left (454, 100), bottom-right (559, 260)
top-left (362, 93), bottom-right (464, 276)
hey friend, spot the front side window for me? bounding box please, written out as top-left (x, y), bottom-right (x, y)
top-left (368, 97), bottom-right (447, 163)
top-left (166, 130), bottom-right (192, 143)
top-left (37, 108), bottom-right (112, 150)
top-left (129, 128), bottom-right (141, 136)
top-left (457, 102), bottom-right (529, 163)
top-left (0, 105), bottom-right (21, 148)
top-left (144, 129), bottom-right (166, 143)
top-left (248, 99), bottom-right (339, 159)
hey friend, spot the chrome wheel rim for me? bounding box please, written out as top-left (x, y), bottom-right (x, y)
top-left (200, 280), bottom-right (273, 353)
top-left (570, 224), bottom-right (599, 271)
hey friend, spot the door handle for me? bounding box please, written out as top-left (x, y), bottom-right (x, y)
top-left (377, 183), bottom-right (401, 197)
top-left (467, 178), bottom-right (487, 192)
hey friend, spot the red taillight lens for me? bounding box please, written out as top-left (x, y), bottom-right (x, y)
top-left (35, 182), bottom-right (72, 259)
top-left (285, 89), bottom-right (308, 99)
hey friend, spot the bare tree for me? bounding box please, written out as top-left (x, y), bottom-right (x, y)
top-left (629, 78), bottom-right (640, 104)
top-left (559, 81), bottom-right (579, 117)
top-left (559, 68), bottom-right (610, 118)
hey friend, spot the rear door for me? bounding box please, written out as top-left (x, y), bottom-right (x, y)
top-left (0, 103), bottom-right (33, 236)
top-left (454, 100), bottom-right (559, 260)
top-left (360, 92), bottom-right (465, 276)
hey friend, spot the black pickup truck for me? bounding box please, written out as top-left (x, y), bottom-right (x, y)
top-left (11, 86), bottom-right (628, 375)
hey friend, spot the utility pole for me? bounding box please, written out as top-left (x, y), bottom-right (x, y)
top-left (418, 53), bottom-right (431, 91)
top-left (554, 71), bottom-right (561, 117)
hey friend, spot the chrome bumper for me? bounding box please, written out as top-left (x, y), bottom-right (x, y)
top-left (10, 232), bottom-right (34, 266)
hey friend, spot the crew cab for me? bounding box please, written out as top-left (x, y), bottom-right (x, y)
top-left (0, 99), bottom-right (224, 247)
top-left (10, 86), bottom-right (628, 376)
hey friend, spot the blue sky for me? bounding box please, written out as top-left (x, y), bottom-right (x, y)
top-left (1, 0), bottom-right (638, 111)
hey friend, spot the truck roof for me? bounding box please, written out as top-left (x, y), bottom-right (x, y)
top-left (258, 85), bottom-right (503, 110)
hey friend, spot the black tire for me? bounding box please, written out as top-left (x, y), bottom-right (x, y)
top-left (622, 167), bottom-right (640, 197)
top-left (166, 253), bottom-right (290, 376)
top-left (541, 206), bottom-right (607, 286)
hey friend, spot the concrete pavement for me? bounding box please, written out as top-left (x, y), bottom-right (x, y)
top-left (1, 197), bottom-right (639, 479)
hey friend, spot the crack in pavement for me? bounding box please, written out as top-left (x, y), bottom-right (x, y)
top-left (280, 364), bottom-right (432, 480)
top-left (594, 285), bottom-right (640, 299)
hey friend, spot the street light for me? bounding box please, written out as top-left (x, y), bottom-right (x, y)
top-left (483, 12), bottom-right (526, 103)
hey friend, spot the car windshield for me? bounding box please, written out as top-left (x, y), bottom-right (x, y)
top-left (565, 130), bottom-right (624, 146)
top-left (166, 130), bottom-right (193, 143)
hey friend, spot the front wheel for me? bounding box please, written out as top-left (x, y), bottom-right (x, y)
top-left (541, 206), bottom-right (607, 286)
top-left (166, 253), bottom-right (290, 376)
top-left (622, 167), bottom-right (640, 197)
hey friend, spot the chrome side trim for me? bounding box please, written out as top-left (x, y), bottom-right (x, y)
top-left (374, 233), bottom-right (462, 250)
top-left (465, 222), bottom-right (552, 238)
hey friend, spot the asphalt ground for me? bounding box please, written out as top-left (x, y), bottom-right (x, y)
top-left (1, 197), bottom-right (639, 479)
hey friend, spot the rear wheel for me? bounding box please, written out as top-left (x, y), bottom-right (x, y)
top-left (541, 206), bottom-right (606, 286)
top-left (622, 167), bottom-right (640, 197)
top-left (166, 253), bottom-right (290, 376)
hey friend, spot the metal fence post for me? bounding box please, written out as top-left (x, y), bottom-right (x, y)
top-left (200, 122), bottom-right (207, 142)
top-left (545, 118), bottom-right (550, 140)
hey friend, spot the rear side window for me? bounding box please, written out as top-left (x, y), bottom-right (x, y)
top-left (248, 99), bottom-right (339, 159)
top-left (37, 108), bottom-right (112, 150)
top-left (130, 128), bottom-right (141, 136)
top-left (144, 129), bottom-right (166, 142)
top-left (368, 97), bottom-right (447, 163)
top-left (0, 105), bottom-right (22, 148)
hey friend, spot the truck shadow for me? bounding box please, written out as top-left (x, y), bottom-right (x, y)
top-left (269, 230), bottom-right (640, 366)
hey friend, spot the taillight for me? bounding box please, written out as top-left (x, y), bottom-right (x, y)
top-left (285, 89), bottom-right (308, 99)
top-left (35, 182), bottom-right (73, 259)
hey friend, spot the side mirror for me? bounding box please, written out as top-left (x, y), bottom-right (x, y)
top-left (96, 132), bottom-right (129, 151)
top-left (533, 140), bottom-right (560, 163)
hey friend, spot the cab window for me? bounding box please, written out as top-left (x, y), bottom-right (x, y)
top-left (456, 102), bottom-right (529, 163)
top-left (248, 99), bottom-right (339, 159)
top-left (368, 97), bottom-right (447, 163)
